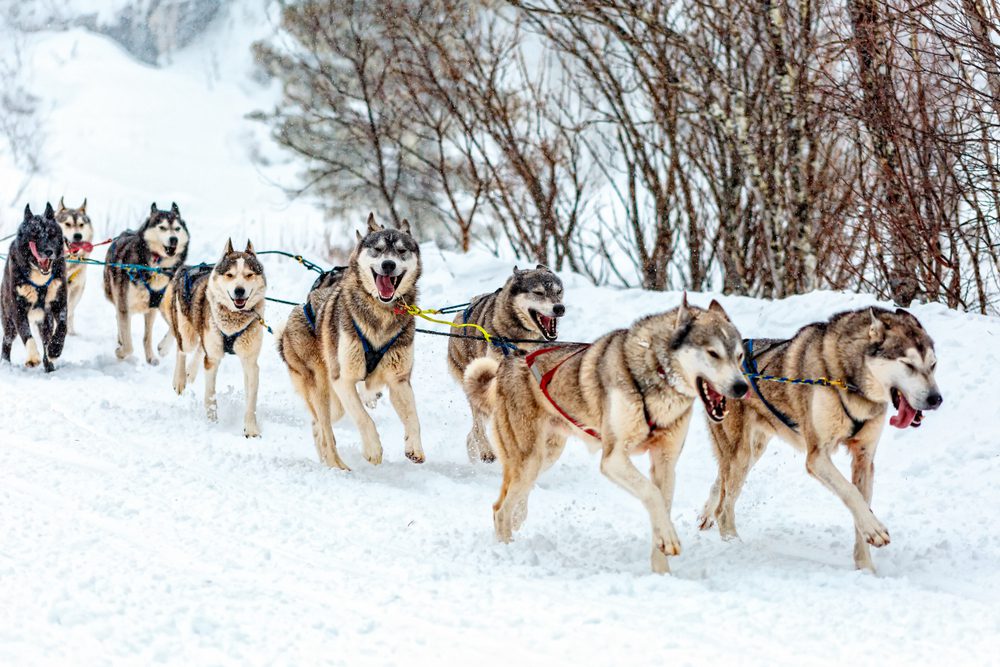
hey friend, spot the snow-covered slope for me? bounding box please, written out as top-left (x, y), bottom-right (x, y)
top-left (1, 9), bottom-right (998, 666)
top-left (0, 245), bottom-right (998, 665)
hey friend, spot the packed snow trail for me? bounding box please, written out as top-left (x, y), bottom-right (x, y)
top-left (1, 245), bottom-right (998, 665)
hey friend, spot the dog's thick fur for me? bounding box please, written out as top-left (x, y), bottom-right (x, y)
top-left (447, 265), bottom-right (565, 463)
top-left (465, 298), bottom-right (748, 573)
top-left (1, 204), bottom-right (68, 371)
top-left (160, 239), bottom-right (267, 437)
top-left (698, 307), bottom-right (943, 571)
top-left (278, 213), bottom-right (423, 469)
top-left (56, 197), bottom-right (94, 335)
top-left (103, 202), bottom-right (189, 364)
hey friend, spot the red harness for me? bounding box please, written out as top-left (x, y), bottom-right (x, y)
top-left (525, 345), bottom-right (602, 440)
top-left (525, 345), bottom-right (665, 442)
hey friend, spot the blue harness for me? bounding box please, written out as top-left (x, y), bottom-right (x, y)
top-left (222, 320), bottom-right (256, 355)
top-left (129, 269), bottom-right (167, 308)
top-left (742, 339), bottom-right (799, 432)
top-left (353, 320), bottom-right (404, 377)
top-left (303, 301), bottom-right (317, 333)
top-left (21, 269), bottom-right (56, 306)
top-left (461, 296), bottom-right (517, 357)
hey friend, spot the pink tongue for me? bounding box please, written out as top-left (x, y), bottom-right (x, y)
top-left (890, 393), bottom-right (917, 429)
top-left (375, 274), bottom-right (395, 300)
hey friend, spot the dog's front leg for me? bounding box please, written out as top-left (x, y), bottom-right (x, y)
top-left (600, 439), bottom-right (676, 574)
top-left (173, 347), bottom-right (188, 394)
top-left (142, 310), bottom-right (158, 365)
top-left (805, 441), bottom-right (890, 555)
top-left (25, 316), bottom-right (43, 368)
top-left (848, 437), bottom-right (881, 571)
top-left (241, 354), bottom-right (261, 438)
top-left (203, 355), bottom-right (221, 422)
top-left (648, 411), bottom-right (691, 557)
top-left (332, 376), bottom-right (383, 465)
top-left (386, 376), bottom-right (424, 463)
top-left (114, 307), bottom-right (133, 360)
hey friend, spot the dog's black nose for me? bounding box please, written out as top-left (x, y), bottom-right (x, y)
top-left (381, 259), bottom-right (396, 274)
top-left (73, 233), bottom-right (83, 242)
top-left (234, 286), bottom-right (246, 298)
top-left (732, 381), bottom-right (749, 398)
top-left (553, 303), bottom-right (565, 317)
top-left (168, 236), bottom-right (178, 247)
top-left (926, 392), bottom-right (943, 409)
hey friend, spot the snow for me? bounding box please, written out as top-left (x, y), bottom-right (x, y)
top-left (2, 8), bottom-right (999, 665)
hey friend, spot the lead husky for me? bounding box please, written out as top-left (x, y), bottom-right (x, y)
top-left (447, 265), bottom-right (565, 463)
top-left (104, 203), bottom-right (189, 364)
top-left (161, 239), bottom-right (267, 437)
top-left (1, 204), bottom-right (68, 371)
top-left (278, 213), bottom-right (423, 469)
top-left (56, 197), bottom-right (94, 335)
top-left (697, 307), bottom-right (943, 571)
top-left (465, 297), bottom-right (748, 573)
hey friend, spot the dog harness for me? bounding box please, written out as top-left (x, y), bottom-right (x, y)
top-left (460, 291), bottom-right (523, 357)
top-left (303, 301), bottom-right (317, 333)
top-left (525, 345), bottom-right (664, 442)
top-left (19, 268), bottom-right (57, 306)
top-left (353, 320), bottom-right (405, 377)
top-left (221, 319), bottom-right (257, 355)
top-left (181, 264), bottom-right (214, 304)
top-left (743, 339), bottom-right (867, 438)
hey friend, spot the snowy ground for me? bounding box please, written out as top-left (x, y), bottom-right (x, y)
top-left (1, 7), bottom-right (999, 665)
top-left (1, 244), bottom-right (998, 665)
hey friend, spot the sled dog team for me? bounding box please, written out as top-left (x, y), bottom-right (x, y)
top-left (1, 204), bottom-right (944, 573)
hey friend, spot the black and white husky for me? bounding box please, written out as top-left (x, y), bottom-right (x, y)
top-left (1, 204), bottom-right (68, 371)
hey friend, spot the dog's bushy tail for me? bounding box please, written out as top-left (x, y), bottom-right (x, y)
top-left (464, 357), bottom-right (499, 415)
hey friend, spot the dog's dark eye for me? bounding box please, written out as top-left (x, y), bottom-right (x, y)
top-left (708, 350), bottom-right (721, 360)
top-left (903, 361), bottom-right (916, 372)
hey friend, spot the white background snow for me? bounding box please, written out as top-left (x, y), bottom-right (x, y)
top-left (1, 4), bottom-right (998, 665)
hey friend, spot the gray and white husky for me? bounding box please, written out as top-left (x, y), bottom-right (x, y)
top-left (698, 306), bottom-right (943, 571)
top-left (278, 213), bottom-right (423, 469)
top-left (447, 265), bottom-right (566, 462)
top-left (55, 197), bottom-right (94, 335)
top-left (103, 203), bottom-right (190, 364)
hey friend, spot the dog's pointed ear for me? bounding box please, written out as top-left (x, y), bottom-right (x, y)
top-left (245, 240), bottom-right (256, 255)
top-left (356, 229), bottom-right (363, 243)
top-left (150, 202), bottom-right (158, 216)
top-left (58, 196), bottom-right (66, 212)
top-left (708, 299), bottom-right (727, 316)
top-left (536, 264), bottom-right (550, 272)
top-left (399, 218), bottom-right (411, 235)
top-left (366, 212), bottom-right (381, 233)
top-left (171, 202), bottom-right (181, 216)
top-left (44, 202), bottom-right (55, 220)
top-left (869, 307), bottom-right (886, 343)
top-left (23, 204), bottom-right (32, 220)
top-left (675, 292), bottom-right (692, 329)
top-left (512, 265), bottom-right (521, 275)
top-left (80, 198), bottom-right (87, 213)
top-left (223, 238), bottom-right (234, 255)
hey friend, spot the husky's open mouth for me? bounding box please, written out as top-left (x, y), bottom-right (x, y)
top-left (232, 294), bottom-right (250, 310)
top-left (698, 377), bottom-right (728, 423)
top-left (530, 309), bottom-right (559, 340)
top-left (164, 244), bottom-right (178, 257)
top-left (890, 388), bottom-right (923, 429)
top-left (29, 242), bottom-right (52, 274)
top-left (372, 269), bottom-right (403, 302)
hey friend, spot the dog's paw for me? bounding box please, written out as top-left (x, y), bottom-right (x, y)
top-left (146, 356), bottom-right (159, 367)
top-left (479, 449), bottom-right (496, 464)
top-left (323, 451), bottom-right (352, 472)
top-left (206, 404), bottom-right (218, 422)
top-left (24, 357), bottom-right (40, 368)
top-left (650, 549), bottom-right (671, 575)
top-left (363, 445), bottom-right (383, 466)
top-left (43, 359), bottom-right (55, 373)
top-left (244, 427), bottom-right (261, 439)
top-left (697, 513), bottom-right (716, 531)
top-left (405, 449), bottom-right (425, 464)
top-left (655, 527), bottom-right (682, 558)
top-left (859, 514), bottom-right (890, 548)
top-left (115, 346), bottom-right (130, 360)
top-left (362, 391), bottom-right (382, 410)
